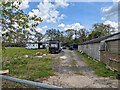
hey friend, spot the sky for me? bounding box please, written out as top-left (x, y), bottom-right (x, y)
top-left (4, 0), bottom-right (119, 34)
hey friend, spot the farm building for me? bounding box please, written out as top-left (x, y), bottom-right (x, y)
top-left (78, 32), bottom-right (120, 71)
top-left (100, 33), bottom-right (120, 71)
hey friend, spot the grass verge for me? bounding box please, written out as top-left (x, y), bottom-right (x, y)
top-left (75, 51), bottom-right (120, 77)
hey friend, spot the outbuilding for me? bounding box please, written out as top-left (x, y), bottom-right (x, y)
top-left (78, 32), bottom-right (120, 60)
top-left (78, 32), bottom-right (120, 71)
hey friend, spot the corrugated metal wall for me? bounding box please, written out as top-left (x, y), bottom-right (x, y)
top-left (78, 43), bottom-right (100, 60)
top-left (106, 40), bottom-right (120, 54)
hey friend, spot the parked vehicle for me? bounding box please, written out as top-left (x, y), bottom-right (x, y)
top-left (72, 43), bottom-right (80, 49)
top-left (39, 44), bottom-right (46, 49)
top-left (69, 46), bottom-right (74, 50)
top-left (62, 46), bottom-right (67, 49)
top-left (40, 44), bottom-right (49, 49)
top-left (38, 43), bottom-right (43, 49)
top-left (49, 40), bottom-right (62, 54)
top-left (25, 44), bottom-right (38, 49)
top-left (25, 43), bottom-right (48, 49)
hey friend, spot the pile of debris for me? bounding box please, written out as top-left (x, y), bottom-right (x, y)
top-left (35, 52), bottom-right (47, 58)
top-left (0, 70), bottom-right (9, 75)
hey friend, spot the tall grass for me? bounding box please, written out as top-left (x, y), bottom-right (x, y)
top-left (2, 47), bottom-right (55, 81)
top-left (75, 51), bottom-right (120, 77)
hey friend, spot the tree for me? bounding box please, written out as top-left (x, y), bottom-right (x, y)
top-left (0, 1), bottom-right (43, 46)
top-left (65, 29), bottom-right (74, 40)
top-left (72, 29), bottom-right (89, 43)
top-left (88, 23), bottom-right (115, 40)
top-left (45, 29), bottom-right (63, 40)
top-left (35, 32), bottom-right (43, 43)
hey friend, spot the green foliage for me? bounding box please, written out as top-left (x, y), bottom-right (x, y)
top-left (2, 47), bottom-right (55, 81)
top-left (65, 29), bottom-right (75, 40)
top-left (63, 29), bottom-right (89, 46)
top-left (45, 29), bottom-right (63, 40)
top-left (75, 51), bottom-right (120, 77)
top-left (87, 23), bottom-right (115, 40)
top-left (63, 40), bottom-right (73, 47)
top-left (2, 57), bottom-right (55, 81)
top-left (1, 1), bottom-right (43, 45)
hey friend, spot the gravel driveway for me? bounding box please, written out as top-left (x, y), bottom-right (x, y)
top-left (43, 50), bottom-right (118, 88)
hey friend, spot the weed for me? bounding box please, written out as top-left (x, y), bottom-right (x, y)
top-left (75, 51), bottom-right (120, 77)
top-left (2, 47), bottom-right (55, 81)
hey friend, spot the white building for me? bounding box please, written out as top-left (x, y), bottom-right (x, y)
top-left (25, 43), bottom-right (38, 49)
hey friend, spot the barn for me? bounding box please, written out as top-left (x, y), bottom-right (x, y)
top-left (100, 33), bottom-right (120, 71)
top-left (78, 32), bottom-right (120, 71)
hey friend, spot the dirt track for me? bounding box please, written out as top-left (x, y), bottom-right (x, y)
top-left (43, 50), bottom-right (118, 88)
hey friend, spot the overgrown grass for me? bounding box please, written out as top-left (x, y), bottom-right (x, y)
top-left (2, 47), bottom-right (48, 59)
top-left (2, 80), bottom-right (38, 88)
top-left (75, 51), bottom-right (120, 77)
top-left (2, 47), bottom-right (55, 81)
top-left (2, 57), bottom-right (55, 81)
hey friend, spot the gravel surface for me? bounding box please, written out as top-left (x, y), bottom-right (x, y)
top-left (43, 50), bottom-right (118, 88)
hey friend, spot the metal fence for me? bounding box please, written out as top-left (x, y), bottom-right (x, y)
top-left (0, 75), bottom-right (67, 90)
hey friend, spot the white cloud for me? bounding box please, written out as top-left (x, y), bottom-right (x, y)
top-left (28, 0), bottom-right (69, 23)
top-left (55, 0), bottom-right (69, 8)
top-left (58, 23), bottom-right (65, 28)
top-left (35, 27), bottom-right (42, 32)
top-left (113, 0), bottom-right (120, 2)
top-left (58, 23), bottom-right (85, 30)
top-left (29, 9), bottom-right (39, 17)
top-left (42, 26), bottom-right (48, 29)
top-left (103, 20), bottom-right (118, 32)
top-left (29, 12), bottom-right (35, 17)
top-left (64, 23), bottom-right (85, 31)
top-left (101, 17), bottom-right (106, 20)
top-left (19, 0), bottom-right (29, 9)
top-left (101, 1), bottom-right (118, 20)
top-left (13, 0), bottom-right (29, 9)
top-left (104, 20), bottom-right (118, 29)
top-left (58, 14), bottom-right (65, 21)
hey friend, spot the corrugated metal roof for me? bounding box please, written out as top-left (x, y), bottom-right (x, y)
top-left (105, 37), bottom-right (120, 42)
top-left (82, 32), bottom-right (120, 44)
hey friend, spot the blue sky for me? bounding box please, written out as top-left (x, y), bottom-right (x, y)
top-left (22, 1), bottom-right (118, 34)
